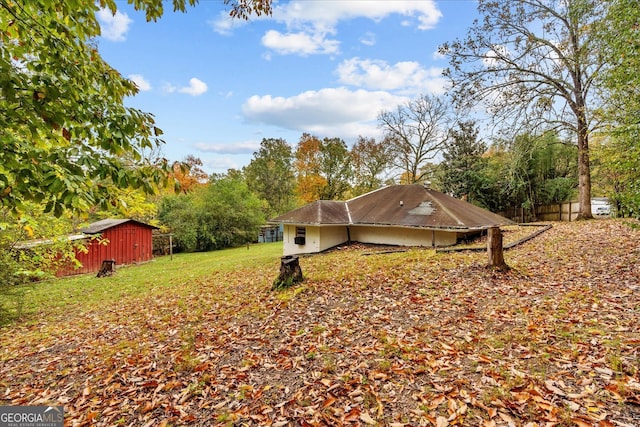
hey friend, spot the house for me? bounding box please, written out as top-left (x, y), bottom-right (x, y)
top-left (270, 184), bottom-right (513, 256)
top-left (56, 218), bottom-right (158, 276)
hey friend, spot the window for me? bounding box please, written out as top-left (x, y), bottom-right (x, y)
top-left (294, 227), bottom-right (306, 245)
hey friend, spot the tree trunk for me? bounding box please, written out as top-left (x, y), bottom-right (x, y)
top-left (576, 133), bottom-right (593, 220)
top-left (574, 79), bottom-right (593, 220)
top-left (272, 256), bottom-right (303, 290)
top-left (486, 227), bottom-right (509, 271)
top-left (96, 259), bottom-right (116, 277)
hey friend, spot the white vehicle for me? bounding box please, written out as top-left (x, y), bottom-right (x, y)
top-left (591, 198), bottom-right (611, 216)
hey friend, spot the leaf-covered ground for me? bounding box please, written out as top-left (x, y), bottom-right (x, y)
top-left (1, 219), bottom-right (639, 426)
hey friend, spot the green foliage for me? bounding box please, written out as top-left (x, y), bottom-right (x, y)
top-left (440, 121), bottom-right (488, 204)
top-left (0, 0), bottom-right (184, 216)
top-left (244, 138), bottom-right (296, 218)
top-left (0, 0), bottom-right (273, 217)
top-left (159, 173), bottom-right (265, 252)
top-left (350, 136), bottom-right (392, 196)
top-left (594, 0), bottom-right (640, 218)
top-left (0, 204), bottom-right (81, 324)
top-left (464, 133), bottom-right (577, 213)
top-left (591, 137), bottom-right (640, 218)
top-left (293, 134), bottom-right (352, 202)
top-left (508, 132), bottom-right (578, 209)
top-left (318, 137), bottom-right (352, 200)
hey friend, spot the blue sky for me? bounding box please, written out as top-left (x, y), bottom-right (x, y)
top-left (97, 1), bottom-right (480, 174)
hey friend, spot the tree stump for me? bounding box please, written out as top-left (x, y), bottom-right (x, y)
top-left (272, 255), bottom-right (303, 290)
top-left (486, 227), bottom-right (509, 271)
top-left (96, 259), bottom-right (116, 277)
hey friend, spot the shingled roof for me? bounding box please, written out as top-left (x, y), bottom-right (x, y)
top-left (271, 184), bottom-right (512, 230)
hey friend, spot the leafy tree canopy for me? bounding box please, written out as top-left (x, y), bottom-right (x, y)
top-left (0, 0), bottom-right (271, 216)
top-left (244, 138), bottom-right (296, 218)
top-left (158, 172), bottom-right (265, 252)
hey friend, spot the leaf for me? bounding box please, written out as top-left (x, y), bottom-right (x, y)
top-left (359, 411), bottom-right (376, 425)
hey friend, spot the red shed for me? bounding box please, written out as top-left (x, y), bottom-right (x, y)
top-left (57, 219), bottom-right (158, 276)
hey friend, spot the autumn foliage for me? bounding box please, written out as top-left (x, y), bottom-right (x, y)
top-left (1, 220), bottom-right (639, 426)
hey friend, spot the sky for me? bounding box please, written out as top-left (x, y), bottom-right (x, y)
top-left (96, 0), bottom-right (480, 174)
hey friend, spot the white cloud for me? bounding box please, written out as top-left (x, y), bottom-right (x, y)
top-left (203, 157), bottom-right (240, 172)
top-left (128, 74), bottom-right (151, 91)
top-left (162, 82), bottom-right (177, 94)
top-left (336, 58), bottom-right (448, 95)
top-left (97, 8), bottom-right (133, 42)
top-left (261, 1), bottom-right (442, 56)
top-left (432, 50), bottom-right (446, 61)
top-left (210, 0), bottom-right (442, 56)
top-left (208, 12), bottom-right (251, 35)
top-left (242, 87), bottom-right (408, 139)
top-left (261, 30), bottom-right (340, 56)
top-left (483, 45), bottom-right (510, 68)
top-left (179, 78), bottom-right (209, 96)
top-left (194, 141), bottom-right (260, 154)
top-left (270, 0), bottom-right (442, 31)
top-left (360, 32), bottom-right (376, 47)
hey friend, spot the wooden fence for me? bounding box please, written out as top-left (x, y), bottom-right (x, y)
top-left (497, 201), bottom-right (580, 223)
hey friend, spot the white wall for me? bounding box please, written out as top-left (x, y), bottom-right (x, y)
top-left (319, 226), bottom-right (349, 252)
top-left (281, 224), bottom-right (458, 255)
top-left (282, 224), bottom-right (321, 256)
top-left (350, 225), bottom-right (456, 247)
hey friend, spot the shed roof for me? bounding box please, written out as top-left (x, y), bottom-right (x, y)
top-left (80, 218), bottom-right (159, 234)
top-left (271, 184), bottom-right (512, 230)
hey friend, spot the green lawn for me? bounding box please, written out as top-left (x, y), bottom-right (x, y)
top-left (13, 242), bottom-right (283, 324)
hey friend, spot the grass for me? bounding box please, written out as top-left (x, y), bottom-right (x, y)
top-left (12, 242), bottom-right (283, 323)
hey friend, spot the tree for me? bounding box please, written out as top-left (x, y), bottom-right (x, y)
top-left (0, 204), bottom-right (81, 323)
top-left (440, 0), bottom-right (607, 219)
top-left (317, 137), bottom-right (352, 200)
top-left (293, 134), bottom-right (352, 202)
top-left (378, 94), bottom-right (454, 184)
top-left (594, 0), bottom-right (640, 218)
top-left (0, 0), bottom-right (271, 216)
top-left (508, 132), bottom-right (578, 214)
top-left (158, 172), bottom-right (265, 252)
top-left (440, 121), bottom-right (488, 203)
top-left (168, 155), bottom-right (209, 194)
top-left (244, 138), bottom-right (296, 217)
top-left (350, 136), bottom-right (393, 196)
top-left (294, 134), bottom-right (326, 204)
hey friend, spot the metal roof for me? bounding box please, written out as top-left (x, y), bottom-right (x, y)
top-left (271, 184), bottom-right (513, 230)
top-left (80, 218), bottom-right (158, 234)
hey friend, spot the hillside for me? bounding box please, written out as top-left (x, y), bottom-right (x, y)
top-left (1, 219), bottom-right (638, 426)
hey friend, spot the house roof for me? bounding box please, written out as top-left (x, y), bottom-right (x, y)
top-left (272, 200), bottom-right (350, 225)
top-left (80, 218), bottom-right (158, 234)
top-left (271, 184), bottom-right (513, 230)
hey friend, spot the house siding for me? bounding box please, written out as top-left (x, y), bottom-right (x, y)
top-left (319, 226), bottom-right (349, 252)
top-left (351, 226), bottom-right (456, 247)
top-left (282, 224), bottom-right (458, 255)
top-left (283, 224), bottom-right (321, 255)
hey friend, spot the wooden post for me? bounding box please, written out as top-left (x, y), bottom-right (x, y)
top-left (486, 227), bottom-right (509, 271)
top-left (272, 255), bottom-right (303, 290)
